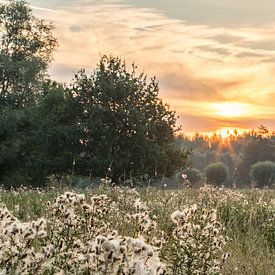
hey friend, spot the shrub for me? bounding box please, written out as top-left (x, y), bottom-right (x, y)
top-left (249, 161), bottom-right (275, 188)
top-left (183, 168), bottom-right (203, 186)
top-left (205, 162), bottom-right (229, 186)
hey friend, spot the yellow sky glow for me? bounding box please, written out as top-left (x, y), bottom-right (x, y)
top-left (26, 0), bottom-right (275, 135)
top-left (217, 127), bottom-right (247, 139)
top-left (213, 102), bottom-right (249, 118)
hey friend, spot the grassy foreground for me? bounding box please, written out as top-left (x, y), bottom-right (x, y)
top-left (0, 184), bottom-right (274, 274)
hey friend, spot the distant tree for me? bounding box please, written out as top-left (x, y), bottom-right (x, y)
top-left (205, 150), bottom-right (217, 166)
top-left (249, 161), bottom-right (275, 188)
top-left (237, 137), bottom-right (275, 186)
top-left (220, 152), bottom-right (234, 175)
top-left (0, 0), bottom-right (57, 108)
top-left (258, 125), bottom-right (269, 139)
top-left (205, 162), bottom-right (228, 186)
top-left (70, 55), bottom-right (187, 182)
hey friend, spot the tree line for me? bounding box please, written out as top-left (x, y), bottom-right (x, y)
top-left (176, 128), bottom-right (275, 188)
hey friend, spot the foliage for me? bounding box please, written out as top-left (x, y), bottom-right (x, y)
top-left (0, 82), bottom-right (78, 186)
top-left (20, 82), bottom-right (80, 185)
top-left (0, 107), bottom-right (27, 186)
top-left (220, 152), bottom-right (235, 175)
top-left (182, 168), bottom-right (202, 186)
top-left (70, 55), bottom-right (187, 182)
top-left (176, 128), bottom-right (275, 187)
top-left (249, 161), bottom-right (275, 188)
top-left (0, 0), bottom-right (57, 108)
top-left (0, 186), bottom-right (274, 274)
top-left (0, 0), bottom-right (58, 186)
top-left (1, 0), bottom-right (274, 189)
top-left (238, 138), bottom-right (275, 186)
top-left (205, 162), bottom-right (229, 186)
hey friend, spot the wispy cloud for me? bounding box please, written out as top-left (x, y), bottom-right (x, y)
top-left (21, 1), bottom-right (275, 132)
top-left (27, 5), bottom-right (70, 14)
top-left (0, 0), bottom-right (70, 14)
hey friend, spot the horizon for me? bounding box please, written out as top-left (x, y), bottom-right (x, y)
top-left (7, 0), bottom-right (275, 134)
top-left (179, 126), bottom-right (275, 138)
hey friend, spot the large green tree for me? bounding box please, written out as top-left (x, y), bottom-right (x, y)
top-left (71, 56), bottom-right (186, 182)
top-left (0, 0), bottom-right (57, 186)
top-left (0, 0), bottom-right (57, 107)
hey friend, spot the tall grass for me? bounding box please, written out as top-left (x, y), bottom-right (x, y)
top-left (0, 185), bottom-right (274, 274)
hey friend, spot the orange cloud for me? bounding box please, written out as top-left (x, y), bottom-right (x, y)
top-left (28, 1), bottom-right (275, 134)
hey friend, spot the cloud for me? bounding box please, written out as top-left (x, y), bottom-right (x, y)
top-left (26, 0), bottom-right (275, 133)
top-left (125, 0), bottom-right (275, 27)
top-left (27, 4), bottom-right (70, 14)
top-left (0, 0), bottom-right (70, 14)
top-left (69, 25), bottom-right (84, 33)
top-left (158, 68), bottom-right (243, 102)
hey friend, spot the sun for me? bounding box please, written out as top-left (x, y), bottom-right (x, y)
top-left (214, 102), bottom-right (248, 118)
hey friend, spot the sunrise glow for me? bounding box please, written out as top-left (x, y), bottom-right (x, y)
top-left (220, 129), bottom-right (231, 139)
top-left (25, 0), bottom-right (275, 134)
top-left (215, 127), bottom-right (246, 139)
top-left (214, 103), bottom-right (248, 118)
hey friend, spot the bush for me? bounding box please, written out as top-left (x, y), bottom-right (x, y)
top-left (182, 168), bottom-right (202, 186)
top-left (249, 161), bottom-right (275, 188)
top-left (205, 162), bottom-right (229, 186)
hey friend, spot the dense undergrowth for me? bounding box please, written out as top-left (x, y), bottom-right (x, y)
top-left (0, 183), bottom-right (274, 274)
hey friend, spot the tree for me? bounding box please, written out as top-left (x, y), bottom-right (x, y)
top-left (0, 107), bottom-right (27, 186)
top-left (249, 161), bottom-right (275, 188)
top-left (205, 162), bottom-right (228, 186)
top-left (70, 55), bottom-right (187, 182)
top-left (237, 137), bottom-right (275, 186)
top-left (0, 0), bottom-right (57, 108)
top-left (20, 82), bottom-right (80, 185)
top-left (0, 1), bottom-right (57, 186)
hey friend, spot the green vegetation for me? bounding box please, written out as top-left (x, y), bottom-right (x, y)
top-left (182, 167), bottom-right (202, 186)
top-left (177, 129), bottom-right (275, 188)
top-left (0, 1), bottom-right (274, 274)
top-left (0, 0), bottom-right (186, 186)
top-left (1, 1), bottom-right (275, 189)
top-left (0, 0), bottom-right (57, 107)
top-left (69, 56), bottom-right (186, 182)
top-left (205, 162), bottom-right (229, 186)
top-left (250, 161), bottom-right (275, 188)
top-left (0, 186), bottom-right (274, 274)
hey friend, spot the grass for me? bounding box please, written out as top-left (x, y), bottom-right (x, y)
top-left (0, 184), bottom-right (274, 274)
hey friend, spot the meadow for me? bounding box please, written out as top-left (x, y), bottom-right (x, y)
top-left (0, 182), bottom-right (274, 274)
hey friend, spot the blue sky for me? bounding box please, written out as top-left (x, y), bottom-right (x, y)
top-left (5, 0), bottom-right (275, 134)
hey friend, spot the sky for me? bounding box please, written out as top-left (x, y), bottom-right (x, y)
top-left (12, 0), bottom-right (275, 135)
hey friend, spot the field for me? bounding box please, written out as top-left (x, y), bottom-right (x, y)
top-left (0, 183), bottom-right (274, 274)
